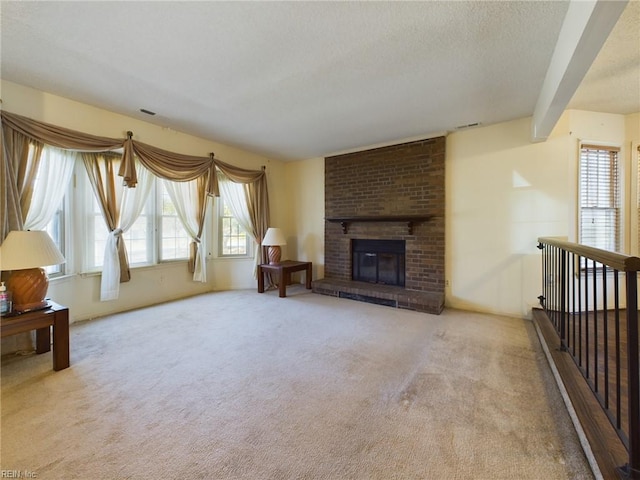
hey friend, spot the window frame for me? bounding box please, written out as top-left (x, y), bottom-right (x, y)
top-left (578, 143), bottom-right (622, 255)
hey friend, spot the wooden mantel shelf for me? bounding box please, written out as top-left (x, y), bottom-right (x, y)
top-left (326, 215), bottom-right (433, 234)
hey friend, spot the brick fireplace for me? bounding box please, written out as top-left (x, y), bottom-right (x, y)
top-left (312, 136), bottom-right (445, 314)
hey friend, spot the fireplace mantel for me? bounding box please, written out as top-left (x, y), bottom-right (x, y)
top-left (326, 215), bottom-right (432, 234)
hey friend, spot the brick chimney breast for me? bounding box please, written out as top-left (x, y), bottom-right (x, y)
top-left (315, 136), bottom-right (445, 314)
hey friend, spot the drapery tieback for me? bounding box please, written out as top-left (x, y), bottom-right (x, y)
top-left (112, 228), bottom-right (123, 236)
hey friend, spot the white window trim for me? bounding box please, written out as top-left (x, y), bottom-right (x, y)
top-left (577, 140), bottom-right (625, 254)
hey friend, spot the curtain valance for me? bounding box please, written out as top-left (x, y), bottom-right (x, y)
top-left (1, 111), bottom-right (268, 196)
top-left (1, 111), bottom-right (270, 268)
top-left (2, 110), bottom-right (123, 152)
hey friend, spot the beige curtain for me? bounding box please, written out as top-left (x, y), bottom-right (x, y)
top-left (244, 172), bottom-right (270, 267)
top-left (1, 110), bottom-right (270, 270)
top-left (0, 123), bottom-right (44, 240)
top-left (82, 152), bottom-right (131, 286)
top-left (1, 110), bottom-right (123, 151)
top-left (191, 175), bottom-right (209, 275)
top-left (214, 159), bottom-right (270, 264)
top-left (163, 175), bottom-right (209, 278)
top-left (1, 110), bottom-right (123, 241)
top-left (121, 138), bottom-right (216, 191)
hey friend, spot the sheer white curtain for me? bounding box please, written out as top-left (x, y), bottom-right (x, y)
top-left (218, 174), bottom-right (258, 268)
top-left (101, 161), bottom-right (153, 300)
top-left (162, 178), bottom-right (207, 282)
top-left (24, 147), bottom-right (76, 230)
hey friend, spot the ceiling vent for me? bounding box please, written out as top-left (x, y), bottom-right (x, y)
top-left (455, 122), bottom-right (481, 130)
top-left (140, 108), bottom-right (156, 116)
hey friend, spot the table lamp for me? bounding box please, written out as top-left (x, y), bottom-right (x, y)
top-left (262, 227), bottom-right (286, 265)
top-left (0, 230), bottom-right (65, 313)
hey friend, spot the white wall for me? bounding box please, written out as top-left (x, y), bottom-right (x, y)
top-left (1, 81), bottom-right (290, 322)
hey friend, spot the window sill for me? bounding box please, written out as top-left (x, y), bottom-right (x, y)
top-left (79, 260), bottom-right (189, 278)
top-left (216, 255), bottom-right (254, 260)
top-left (49, 273), bottom-right (76, 284)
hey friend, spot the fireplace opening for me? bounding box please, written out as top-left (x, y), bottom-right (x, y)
top-left (352, 239), bottom-right (405, 286)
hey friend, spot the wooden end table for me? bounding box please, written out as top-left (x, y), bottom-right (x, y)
top-left (1, 300), bottom-right (70, 371)
top-left (257, 260), bottom-right (312, 298)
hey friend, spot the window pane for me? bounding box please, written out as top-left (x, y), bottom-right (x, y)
top-left (159, 183), bottom-right (190, 261)
top-left (124, 215), bottom-right (150, 264)
top-left (92, 200), bottom-right (107, 269)
top-left (219, 198), bottom-right (250, 256)
top-left (579, 146), bottom-right (620, 252)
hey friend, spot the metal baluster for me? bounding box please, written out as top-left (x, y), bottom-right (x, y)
top-left (572, 253), bottom-right (577, 356)
top-left (578, 255), bottom-right (583, 368)
top-left (593, 258), bottom-right (598, 391)
top-left (603, 263), bottom-right (609, 408)
top-left (625, 272), bottom-right (639, 479)
top-left (585, 258), bottom-right (590, 379)
top-left (615, 269), bottom-right (621, 430)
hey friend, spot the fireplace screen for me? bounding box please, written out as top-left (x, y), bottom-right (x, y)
top-left (352, 239), bottom-right (405, 286)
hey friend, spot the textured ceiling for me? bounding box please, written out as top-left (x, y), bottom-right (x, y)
top-left (1, 1), bottom-right (638, 160)
top-left (567, 0), bottom-right (640, 115)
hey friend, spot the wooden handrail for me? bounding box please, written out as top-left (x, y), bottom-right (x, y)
top-left (538, 236), bottom-right (640, 272)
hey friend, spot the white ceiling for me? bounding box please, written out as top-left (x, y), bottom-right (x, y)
top-left (1, 1), bottom-right (638, 161)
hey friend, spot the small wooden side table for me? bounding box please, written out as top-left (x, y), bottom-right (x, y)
top-left (1, 301), bottom-right (70, 371)
top-left (258, 260), bottom-right (312, 298)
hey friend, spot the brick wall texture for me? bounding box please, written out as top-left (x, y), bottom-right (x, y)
top-left (324, 136), bottom-right (445, 293)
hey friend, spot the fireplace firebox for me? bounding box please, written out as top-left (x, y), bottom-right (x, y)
top-left (352, 239), bottom-right (405, 286)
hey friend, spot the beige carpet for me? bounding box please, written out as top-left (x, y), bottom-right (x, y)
top-left (1, 288), bottom-right (593, 479)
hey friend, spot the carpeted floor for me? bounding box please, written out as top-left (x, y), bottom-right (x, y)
top-left (1, 288), bottom-right (593, 479)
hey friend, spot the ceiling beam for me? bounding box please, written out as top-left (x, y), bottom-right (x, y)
top-left (531, 0), bottom-right (628, 142)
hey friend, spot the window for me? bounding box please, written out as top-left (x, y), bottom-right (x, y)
top-left (579, 144), bottom-right (621, 252)
top-left (218, 198), bottom-right (251, 257)
top-left (82, 164), bottom-right (190, 271)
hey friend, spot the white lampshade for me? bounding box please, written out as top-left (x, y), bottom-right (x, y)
top-left (0, 230), bottom-right (66, 271)
top-left (262, 228), bottom-right (287, 246)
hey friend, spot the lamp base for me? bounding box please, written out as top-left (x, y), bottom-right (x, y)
top-left (6, 267), bottom-right (50, 313)
top-left (267, 246), bottom-right (282, 265)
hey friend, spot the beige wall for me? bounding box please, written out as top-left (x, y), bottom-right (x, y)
top-left (446, 115), bottom-right (573, 317)
top-left (290, 110), bottom-right (638, 318)
top-left (284, 158), bottom-right (325, 280)
top-left (1, 80), bottom-right (290, 322)
top-left (3, 79), bottom-right (639, 321)
top-left (448, 110), bottom-right (636, 317)
top-left (626, 113), bottom-right (640, 254)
